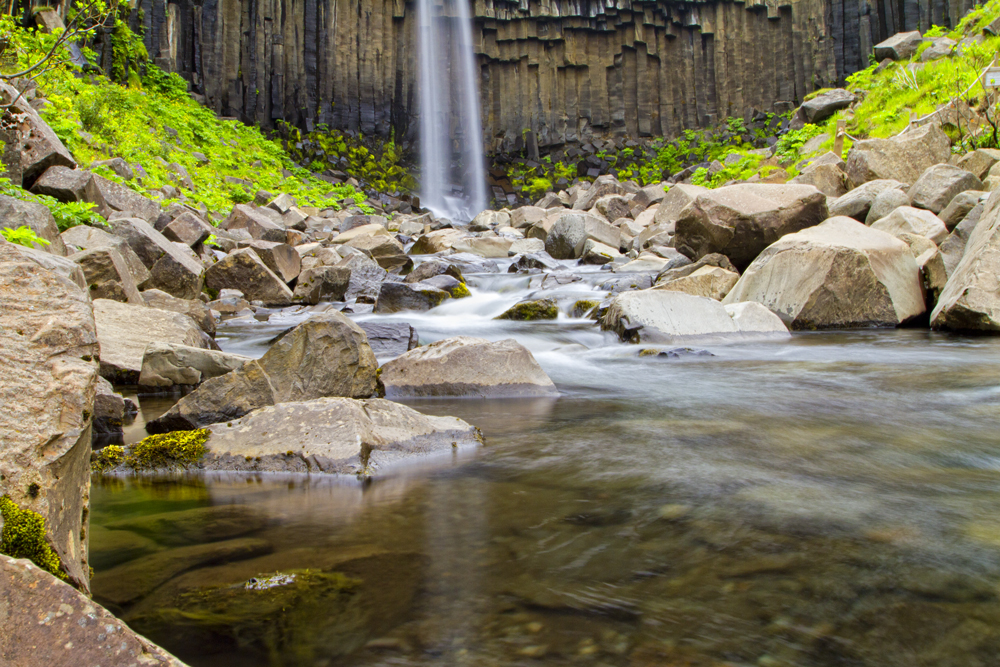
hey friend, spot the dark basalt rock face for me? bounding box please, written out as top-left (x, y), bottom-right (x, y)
top-left (136, 0), bottom-right (976, 147)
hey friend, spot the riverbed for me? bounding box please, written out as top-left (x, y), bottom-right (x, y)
top-left (91, 266), bottom-right (1000, 666)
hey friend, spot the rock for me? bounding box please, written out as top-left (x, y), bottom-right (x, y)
top-left (580, 239), bottom-right (623, 264)
top-left (545, 213), bottom-right (619, 260)
top-left (594, 194), bottom-right (632, 221)
top-left (907, 164), bottom-right (984, 214)
top-left (0, 555), bottom-right (187, 665)
top-left (358, 321), bottom-right (419, 358)
top-left (345, 232), bottom-right (406, 260)
top-left (162, 211), bottom-right (215, 247)
top-left (405, 259), bottom-right (463, 283)
top-left (673, 183), bottom-right (829, 270)
top-left (109, 218), bottom-right (204, 300)
top-left (92, 157), bottom-right (135, 180)
top-left (507, 252), bottom-right (559, 273)
top-left (61, 224), bottom-right (150, 285)
top-left (241, 240), bottom-right (301, 282)
top-left (509, 207), bottom-right (544, 229)
top-left (0, 195), bottom-right (66, 255)
top-left (257, 311), bottom-right (378, 402)
top-left (71, 245), bottom-right (143, 304)
top-left (200, 397), bottom-right (483, 475)
top-left (938, 191), bottom-right (986, 230)
top-left (845, 124), bottom-right (951, 185)
top-left (142, 288), bottom-right (216, 336)
top-left (496, 298), bottom-right (559, 320)
top-left (829, 179), bottom-right (908, 221)
top-left (0, 241), bottom-right (98, 591)
top-left (725, 301), bottom-right (791, 335)
top-left (330, 223), bottom-right (390, 244)
top-left (0, 81), bottom-right (75, 187)
top-left (93, 175), bottom-right (162, 223)
top-left (205, 248), bottom-right (294, 306)
top-left (30, 166), bottom-right (109, 217)
top-left (410, 228), bottom-right (467, 254)
top-left (873, 31), bottom-right (925, 61)
top-left (375, 281), bottom-right (450, 313)
top-left (12, 244), bottom-right (87, 288)
top-left (800, 88), bottom-right (856, 123)
top-left (602, 289), bottom-right (789, 343)
top-left (932, 194), bottom-right (1000, 330)
top-left (138, 343), bottom-right (250, 387)
top-left (956, 149), bottom-right (1000, 180)
top-left (93, 376), bottom-right (125, 436)
top-left (340, 253), bottom-right (388, 303)
top-left (93, 298), bottom-right (212, 383)
top-left (653, 183), bottom-right (707, 228)
top-left (864, 188), bottom-right (911, 224)
top-left (920, 36), bottom-right (955, 61)
top-left (654, 265), bottom-right (740, 300)
top-left (940, 203), bottom-right (983, 277)
top-left (221, 204), bottom-right (286, 242)
top-left (145, 360), bottom-right (275, 432)
top-left (898, 233), bottom-right (948, 307)
top-left (722, 216), bottom-right (925, 329)
top-left (419, 274), bottom-right (470, 297)
top-left (870, 206), bottom-right (948, 245)
top-left (293, 265), bottom-right (351, 304)
top-left (789, 163), bottom-right (851, 198)
top-left (451, 235), bottom-right (514, 258)
top-left (380, 337), bottom-right (557, 398)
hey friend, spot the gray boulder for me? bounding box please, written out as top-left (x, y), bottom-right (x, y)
top-left (375, 281), bottom-right (450, 313)
top-left (293, 265), bottom-right (351, 304)
top-left (70, 245), bottom-right (143, 304)
top-left (722, 216), bottom-right (925, 329)
top-left (920, 37), bottom-right (955, 61)
top-left (221, 204), bottom-right (286, 242)
top-left (0, 195), bottom-right (66, 255)
top-left (873, 31), bottom-right (924, 60)
top-left (138, 343), bottom-right (249, 387)
top-left (241, 239), bottom-right (301, 282)
top-left (379, 336), bottom-right (558, 398)
top-left (109, 217), bottom-right (204, 299)
top-left (92, 376), bottom-right (125, 436)
top-left (30, 166), bottom-right (109, 217)
top-left (907, 164), bottom-right (984, 214)
top-left (162, 211), bottom-right (215, 247)
top-left (60, 224), bottom-right (149, 285)
top-left (940, 203), bottom-right (984, 277)
top-left (142, 288), bottom-right (216, 336)
top-left (938, 191), bottom-right (986, 231)
top-left (93, 175), bottom-right (162, 222)
top-left (845, 124), bottom-right (950, 185)
top-left (0, 81), bottom-right (75, 186)
top-left (205, 248), bottom-right (294, 306)
top-left (340, 253), bottom-right (388, 303)
top-left (800, 88), bottom-right (856, 123)
top-left (830, 179), bottom-right (908, 221)
top-left (358, 321), bottom-right (419, 359)
top-left (789, 162), bottom-right (852, 198)
top-left (955, 149), bottom-right (1000, 180)
top-left (870, 206), bottom-right (948, 245)
top-left (545, 212), bottom-right (619, 260)
top-left (0, 241), bottom-right (98, 592)
top-left (865, 187), bottom-right (911, 224)
top-left (673, 183), bottom-right (829, 270)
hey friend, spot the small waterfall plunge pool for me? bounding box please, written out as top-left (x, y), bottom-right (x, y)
top-left (92, 266), bottom-right (1000, 667)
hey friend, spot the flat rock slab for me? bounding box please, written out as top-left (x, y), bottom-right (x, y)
top-left (196, 397), bottom-right (483, 476)
top-left (1, 555), bottom-right (188, 665)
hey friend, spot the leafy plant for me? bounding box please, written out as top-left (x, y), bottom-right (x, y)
top-left (1, 225), bottom-right (49, 248)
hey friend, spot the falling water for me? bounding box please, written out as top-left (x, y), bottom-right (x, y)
top-left (416, 0), bottom-right (488, 222)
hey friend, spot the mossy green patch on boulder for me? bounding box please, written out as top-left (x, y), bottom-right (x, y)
top-left (571, 299), bottom-right (600, 318)
top-left (92, 429), bottom-right (210, 473)
top-left (496, 298), bottom-right (559, 321)
top-left (0, 495), bottom-right (65, 580)
top-left (451, 281), bottom-right (472, 299)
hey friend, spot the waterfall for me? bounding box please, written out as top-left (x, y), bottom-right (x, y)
top-left (416, 0), bottom-right (488, 223)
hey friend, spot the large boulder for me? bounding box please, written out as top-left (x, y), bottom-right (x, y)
top-left (654, 264), bottom-right (740, 301)
top-left (200, 398), bottom-right (483, 476)
top-left (30, 166), bottom-right (109, 218)
top-left (257, 311), bottom-right (378, 402)
top-left (799, 88), bottom-right (856, 124)
top-left (0, 555), bottom-right (187, 666)
top-left (829, 180), bottom-right (908, 222)
top-left (544, 213), bottom-right (619, 260)
top-left (410, 228), bottom-right (467, 254)
top-left (109, 218), bottom-right (204, 300)
top-left (864, 188), bottom-right (911, 224)
top-left (379, 336), bottom-right (558, 398)
top-left (0, 241), bottom-right (98, 592)
top-left (138, 343), bottom-right (249, 387)
top-left (142, 288), bottom-right (216, 336)
top-left (939, 202), bottom-right (984, 277)
top-left (0, 195), bottom-right (66, 255)
top-left (601, 289), bottom-right (789, 343)
top-left (221, 204), bottom-right (286, 242)
top-left (938, 191), bottom-right (985, 231)
top-left (293, 265), bottom-right (351, 304)
top-left (572, 174), bottom-right (629, 211)
top-left (93, 299), bottom-right (212, 383)
top-left (907, 164), bottom-right (984, 214)
top-left (162, 211), bottom-right (215, 247)
top-left (241, 240), bottom-right (301, 282)
top-left (375, 281), bottom-right (450, 312)
top-left (870, 206), bottom-right (948, 245)
top-left (932, 193), bottom-right (1000, 331)
top-left (205, 248), bottom-right (294, 306)
top-left (93, 175), bottom-right (162, 222)
top-left (341, 253), bottom-right (389, 303)
top-left (789, 162), bottom-right (852, 198)
top-left (60, 224), bottom-right (150, 285)
top-left (358, 321), bottom-right (419, 358)
top-left (70, 246), bottom-right (144, 304)
top-left (722, 216), bottom-right (925, 329)
top-left (0, 81), bottom-right (76, 187)
top-left (956, 148), bottom-right (1000, 180)
top-left (845, 124), bottom-right (951, 185)
top-left (873, 31), bottom-right (924, 60)
top-left (673, 183), bottom-right (829, 270)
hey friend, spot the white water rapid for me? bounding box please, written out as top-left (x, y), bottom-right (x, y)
top-left (416, 0), bottom-right (488, 222)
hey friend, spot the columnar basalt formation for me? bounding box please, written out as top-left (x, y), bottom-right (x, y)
top-left (137, 0), bottom-right (978, 149)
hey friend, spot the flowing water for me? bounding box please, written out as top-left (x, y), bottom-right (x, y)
top-left (416, 0), bottom-right (487, 222)
top-left (91, 265), bottom-right (1000, 666)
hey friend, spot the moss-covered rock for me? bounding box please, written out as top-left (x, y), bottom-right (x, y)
top-left (0, 495), bottom-right (65, 580)
top-left (496, 298), bottom-right (559, 321)
top-left (571, 299), bottom-right (600, 319)
top-left (92, 429), bottom-right (210, 473)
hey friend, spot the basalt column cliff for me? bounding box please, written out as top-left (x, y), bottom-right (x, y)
top-left (137, 0), bottom-right (977, 149)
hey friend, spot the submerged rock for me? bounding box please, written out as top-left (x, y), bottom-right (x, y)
top-left (379, 336), bottom-right (558, 398)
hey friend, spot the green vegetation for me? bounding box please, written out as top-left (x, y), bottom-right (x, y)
top-left (92, 430), bottom-right (210, 472)
top-left (1, 225), bottom-right (49, 248)
top-left (0, 14), bottom-right (372, 219)
top-left (0, 177), bottom-right (105, 229)
top-left (0, 494), bottom-right (65, 580)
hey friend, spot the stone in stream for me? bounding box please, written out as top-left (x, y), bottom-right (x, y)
top-left (339, 253), bottom-right (388, 303)
top-left (507, 252), bottom-right (560, 273)
top-left (496, 298), bottom-right (559, 320)
top-left (723, 216), bottom-right (925, 329)
top-left (197, 397), bottom-right (483, 475)
top-left (404, 259), bottom-right (464, 283)
top-left (374, 281), bottom-right (450, 313)
top-left (93, 376), bottom-right (125, 437)
top-left (654, 264), bottom-right (740, 301)
top-left (379, 336), bottom-right (558, 398)
top-left (672, 183), bottom-right (829, 271)
top-left (138, 342), bottom-right (250, 387)
top-left (0, 240), bottom-right (98, 592)
top-left (357, 321), bottom-right (419, 358)
top-left (205, 247), bottom-right (294, 306)
top-left (0, 555), bottom-right (188, 666)
top-left (419, 273), bottom-right (471, 298)
top-left (602, 289), bottom-right (788, 344)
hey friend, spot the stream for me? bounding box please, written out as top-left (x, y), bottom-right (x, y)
top-left (91, 262), bottom-right (1000, 666)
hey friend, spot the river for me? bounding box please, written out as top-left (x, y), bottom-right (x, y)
top-left (91, 261), bottom-right (1000, 666)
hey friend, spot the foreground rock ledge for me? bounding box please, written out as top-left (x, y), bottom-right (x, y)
top-left (0, 554), bottom-right (187, 667)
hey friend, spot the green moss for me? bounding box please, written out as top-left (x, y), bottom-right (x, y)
top-left (451, 282), bottom-right (471, 299)
top-left (496, 298), bottom-right (559, 321)
top-left (0, 495), bottom-right (66, 580)
top-left (92, 444), bottom-right (126, 472)
top-left (125, 430), bottom-right (210, 471)
top-left (571, 299), bottom-right (599, 318)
